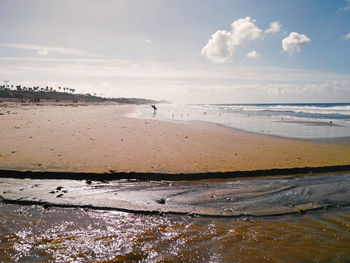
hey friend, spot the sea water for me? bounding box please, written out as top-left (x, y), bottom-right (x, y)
top-left (132, 103), bottom-right (350, 139)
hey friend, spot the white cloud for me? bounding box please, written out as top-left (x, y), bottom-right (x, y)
top-left (282, 32), bottom-right (310, 56)
top-left (345, 33), bottom-right (350, 40)
top-left (201, 17), bottom-right (263, 63)
top-left (201, 30), bottom-right (235, 63)
top-left (246, 50), bottom-right (260, 59)
top-left (230, 17), bottom-right (263, 44)
top-left (265, 21), bottom-right (281, 34)
top-left (0, 43), bottom-right (102, 57)
top-left (144, 39), bottom-right (152, 44)
top-left (341, 0), bottom-right (350, 11)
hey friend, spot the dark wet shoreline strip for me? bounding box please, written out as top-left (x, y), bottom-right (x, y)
top-left (1, 195), bottom-right (346, 219)
top-left (1, 164), bottom-right (350, 181)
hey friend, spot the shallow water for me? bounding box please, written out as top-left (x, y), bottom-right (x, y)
top-left (1, 172), bottom-right (350, 262)
top-left (131, 104), bottom-right (350, 139)
top-left (1, 203), bottom-right (350, 262)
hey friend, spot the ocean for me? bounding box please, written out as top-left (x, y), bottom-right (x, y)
top-left (132, 103), bottom-right (350, 139)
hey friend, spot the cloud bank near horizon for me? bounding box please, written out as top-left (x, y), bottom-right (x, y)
top-left (0, 56), bottom-right (349, 103)
top-left (0, 43), bottom-right (102, 57)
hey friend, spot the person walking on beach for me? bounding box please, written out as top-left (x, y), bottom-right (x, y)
top-left (151, 104), bottom-right (157, 114)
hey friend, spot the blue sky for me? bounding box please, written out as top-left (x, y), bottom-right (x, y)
top-left (0, 0), bottom-right (350, 103)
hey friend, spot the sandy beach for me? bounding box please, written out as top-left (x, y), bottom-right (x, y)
top-left (0, 102), bottom-right (350, 174)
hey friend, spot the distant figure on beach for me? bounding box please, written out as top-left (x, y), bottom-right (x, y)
top-left (151, 104), bottom-right (157, 114)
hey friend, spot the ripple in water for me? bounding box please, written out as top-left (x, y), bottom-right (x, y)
top-left (1, 203), bottom-right (350, 262)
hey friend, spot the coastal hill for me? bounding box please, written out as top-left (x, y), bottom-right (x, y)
top-left (0, 85), bottom-right (170, 104)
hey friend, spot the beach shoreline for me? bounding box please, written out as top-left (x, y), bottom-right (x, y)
top-left (1, 102), bottom-right (350, 175)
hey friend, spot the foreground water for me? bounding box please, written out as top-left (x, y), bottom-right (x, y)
top-left (131, 103), bottom-right (350, 139)
top-left (1, 203), bottom-right (350, 262)
top-left (1, 172), bottom-right (350, 262)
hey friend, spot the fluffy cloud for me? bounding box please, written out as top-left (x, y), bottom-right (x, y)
top-left (345, 33), bottom-right (350, 40)
top-left (229, 17), bottom-right (263, 44)
top-left (246, 50), bottom-right (260, 59)
top-left (201, 17), bottom-right (263, 63)
top-left (282, 32), bottom-right (310, 56)
top-left (201, 30), bottom-right (235, 63)
top-left (265, 21), bottom-right (281, 34)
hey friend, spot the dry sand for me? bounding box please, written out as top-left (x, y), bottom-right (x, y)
top-left (0, 102), bottom-right (350, 174)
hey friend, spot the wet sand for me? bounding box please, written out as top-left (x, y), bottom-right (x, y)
top-left (2, 172), bottom-right (350, 216)
top-left (1, 102), bottom-right (350, 174)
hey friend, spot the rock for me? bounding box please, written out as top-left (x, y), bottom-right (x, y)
top-left (86, 179), bottom-right (92, 185)
top-left (223, 207), bottom-right (233, 213)
top-left (156, 198), bottom-right (166, 204)
top-left (187, 213), bottom-right (196, 218)
top-left (56, 194), bottom-right (63, 198)
top-left (49, 191), bottom-right (55, 194)
top-left (56, 186), bottom-right (63, 191)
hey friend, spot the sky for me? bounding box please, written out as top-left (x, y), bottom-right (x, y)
top-left (0, 0), bottom-right (350, 104)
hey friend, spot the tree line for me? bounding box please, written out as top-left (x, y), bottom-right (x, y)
top-left (0, 83), bottom-right (169, 105)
